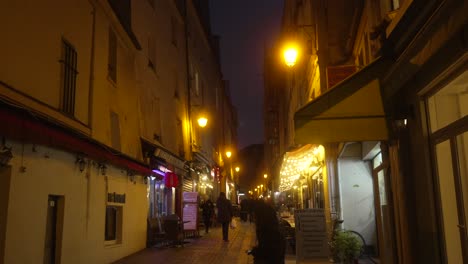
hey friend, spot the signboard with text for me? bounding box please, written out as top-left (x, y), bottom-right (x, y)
top-left (183, 192), bottom-right (198, 231)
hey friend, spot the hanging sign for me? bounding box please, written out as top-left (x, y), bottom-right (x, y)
top-left (164, 172), bottom-right (179, 188)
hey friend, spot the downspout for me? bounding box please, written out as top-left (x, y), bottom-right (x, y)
top-left (86, 2), bottom-right (96, 235)
top-left (88, 2), bottom-right (96, 129)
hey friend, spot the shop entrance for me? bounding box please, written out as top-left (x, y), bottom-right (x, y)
top-left (0, 166), bottom-right (11, 262)
top-left (434, 132), bottom-right (468, 263)
top-left (426, 66), bottom-right (468, 263)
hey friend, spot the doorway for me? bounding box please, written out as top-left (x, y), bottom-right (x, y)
top-left (43, 195), bottom-right (64, 264)
top-left (426, 66), bottom-right (468, 263)
top-left (0, 166), bottom-right (12, 262)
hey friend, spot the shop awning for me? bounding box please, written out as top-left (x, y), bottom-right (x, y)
top-left (294, 57), bottom-right (390, 144)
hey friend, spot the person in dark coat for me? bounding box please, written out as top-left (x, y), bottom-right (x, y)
top-left (216, 192), bottom-right (233, 242)
top-left (201, 199), bottom-right (214, 233)
top-left (249, 200), bottom-right (286, 264)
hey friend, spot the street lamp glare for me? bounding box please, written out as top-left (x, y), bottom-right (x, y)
top-left (283, 46), bottom-right (298, 67)
top-left (235, 166), bottom-right (240, 172)
top-left (264, 173), bottom-right (267, 179)
top-left (197, 116), bottom-right (208, 127)
top-left (226, 151), bottom-right (232, 158)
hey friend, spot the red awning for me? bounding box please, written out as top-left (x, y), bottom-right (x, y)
top-left (0, 107), bottom-right (152, 176)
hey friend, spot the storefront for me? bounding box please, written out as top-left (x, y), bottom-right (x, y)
top-left (142, 140), bottom-right (187, 219)
top-left (294, 57), bottom-right (396, 263)
top-left (278, 144), bottom-right (325, 210)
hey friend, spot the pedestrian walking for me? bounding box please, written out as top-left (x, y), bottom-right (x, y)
top-left (201, 198), bottom-right (214, 233)
top-left (216, 192), bottom-right (233, 242)
top-left (248, 200), bottom-right (285, 264)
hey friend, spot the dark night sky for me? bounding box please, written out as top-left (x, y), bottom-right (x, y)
top-left (209, 1), bottom-right (284, 149)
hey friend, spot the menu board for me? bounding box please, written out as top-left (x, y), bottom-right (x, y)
top-left (183, 203), bottom-right (198, 230)
top-left (183, 192), bottom-right (198, 203)
top-left (183, 192), bottom-right (198, 231)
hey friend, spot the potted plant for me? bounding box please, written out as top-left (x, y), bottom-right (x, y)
top-left (330, 230), bottom-right (363, 264)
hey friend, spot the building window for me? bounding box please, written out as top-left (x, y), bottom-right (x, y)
top-left (391, 0), bottom-right (400, 10)
top-left (171, 17), bottom-right (178, 47)
top-left (108, 29), bottom-right (117, 83)
top-left (105, 205), bottom-right (123, 243)
top-left (427, 70), bottom-right (468, 133)
top-left (60, 39), bottom-right (78, 116)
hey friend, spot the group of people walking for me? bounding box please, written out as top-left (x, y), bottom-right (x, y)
top-left (200, 193), bottom-right (286, 264)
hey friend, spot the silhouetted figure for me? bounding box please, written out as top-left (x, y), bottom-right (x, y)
top-left (201, 199), bottom-right (214, 233)
top-left (249, 200), bottom-right (286, 264)
top-left (216, 192), bottom-right (233, 242)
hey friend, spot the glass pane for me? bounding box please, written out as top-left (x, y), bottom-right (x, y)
top-left (436, 140), bottom-right (463, 263)
top-left (457, 132), bottom-right (468, 240)
top-left (378, 170), bottom-right (387, 206)
top-left (373, 152), bottom-right (383, 169)
top-left (428, 70), bottom-right (468, 132)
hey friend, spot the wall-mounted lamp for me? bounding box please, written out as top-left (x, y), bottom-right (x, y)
top-left (76, 156), bottom-right (86, 172)
top-left (197, 116), bottom-right (208, 128)
top-left (98, 163), bottom-right (107, 175)
top-left (283, 44), bottom-right (299, 67)
top-left (0, 146), bottom-right (13, 167)
top-left (127, 170), bottom-right (135, 182)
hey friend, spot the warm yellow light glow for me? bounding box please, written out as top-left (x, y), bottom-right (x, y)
top-left (226, 151), bottom-right (232, 158)
top-left (255, 188), bottom-right (257, 191)
top-left (279, 144), bottom-right (326, 192)
top-left (261, 184), bottom-right (263, 188)
top-left (283, 45), bottom-right (299, 67)
top-left (235, 167), bottom-right (240, 172)
top-left (263, 174), bottom-right (268, 179)
top-left (197, 116), bottom-right (208, 127)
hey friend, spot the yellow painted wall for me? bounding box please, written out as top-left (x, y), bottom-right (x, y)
top-left (0, 0), bottom-right (93, 127)
top-left (4, 141), bottom-right (147, 264)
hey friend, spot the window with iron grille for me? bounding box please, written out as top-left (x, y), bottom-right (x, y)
top-left (60, 39), bottom-right (78, 115)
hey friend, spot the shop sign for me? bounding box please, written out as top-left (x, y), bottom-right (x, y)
top-left (165, 172), bottom-right (179, 188)
top-left (154, 148), bottom-right (186, 169)
top-left (108, 192), bottom-right (126, 203)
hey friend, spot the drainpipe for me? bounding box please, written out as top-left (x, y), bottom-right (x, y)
top-left (88, 2), bottom-right (96, 129)
top-left (85, 2), bottom-right (96, 235)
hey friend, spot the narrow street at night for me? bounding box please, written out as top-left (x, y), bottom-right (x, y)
top-left (1, 0), bottom-right (467, 263)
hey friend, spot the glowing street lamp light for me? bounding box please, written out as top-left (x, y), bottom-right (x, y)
top-left (226, 151), bottom-right (232, 158)
top-left (263, 173), bottom-right (268, 179)
top-left (235, 166), bottom-right (240, 172)
top-left (197, 116), bottom-right (208, 127)
top-left (283, 44), bottom-right (299, 67)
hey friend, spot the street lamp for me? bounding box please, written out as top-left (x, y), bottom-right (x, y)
top-left (226, 151), bottom-right (232, 158)
top-left (283, 44), bottom-right (299, 67)
top-left (263, 173), bottom-right (268, 179)
top-left (197, 116), bottom-right (208, 127)
top-left (235, 166), bottom-right (240, 172)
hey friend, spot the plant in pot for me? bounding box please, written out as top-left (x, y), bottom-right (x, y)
top-left (330, 230), bottom-right (363, 264)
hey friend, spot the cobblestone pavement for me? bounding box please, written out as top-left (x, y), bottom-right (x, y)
top-left (114, 219), bottom-right (258, 264)
top-left (114, 218), bottom-right (374, 264)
